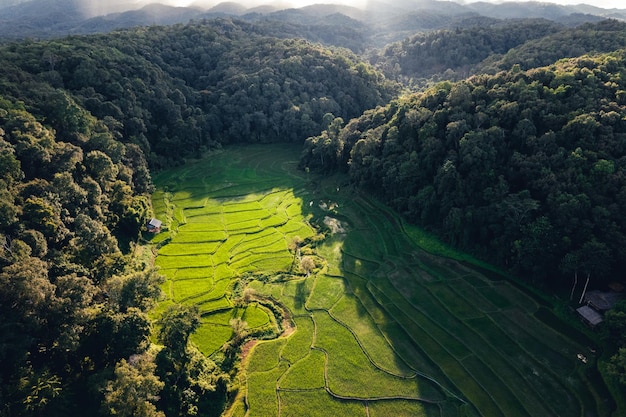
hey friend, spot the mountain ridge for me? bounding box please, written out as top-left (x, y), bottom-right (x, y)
top-left (0, 0), bottom-right (624, 42)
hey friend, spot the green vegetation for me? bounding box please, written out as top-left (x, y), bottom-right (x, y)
top-left (2, 10), bottom-right (626, 417)
top-left (0, 18), bottom-right (394, 416)
top-left (152, 145), bottom-right (610, 416)
top-left (303, 50), bottom-right (626, 293)
top-left (371, 19), bottom-right (562, 84)
top-left (0, 20), bottom-right (396, 169)
top-left (0, 94), bottom-right (168, 416)
top-left (152, 146), bottom-right (316, 358)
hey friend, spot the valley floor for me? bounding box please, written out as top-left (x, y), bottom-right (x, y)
top-left (150, 144), bottom-right (610, 417)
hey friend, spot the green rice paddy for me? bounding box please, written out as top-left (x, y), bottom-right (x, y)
top-left (151, 145), bottom-right (606, 417)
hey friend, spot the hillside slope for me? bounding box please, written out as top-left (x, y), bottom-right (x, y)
top-left (302, 50), bottom-right (626, 288)
top-left (0, 19), bottom-right (397, 168)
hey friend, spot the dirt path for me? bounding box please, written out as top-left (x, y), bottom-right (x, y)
top-left (241, 310), bottom-right (295, 364)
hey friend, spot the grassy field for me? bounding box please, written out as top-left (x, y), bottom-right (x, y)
top-left (151, 145), bottom-right (608, 417)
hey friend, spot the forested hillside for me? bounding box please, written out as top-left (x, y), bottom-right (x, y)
top-left (2, 10), bottom-right (626, 416)
top-left (0, 19), bottom-right (396, 168)
top-left (0, 97), bottom-right (177, 416)
top-left (0, 20), bottom-right (394, 416)
top-left (302, 51), bottom-right (626, 287)
top-left (371, 19), bottom-right (626, 85)
top-left (480, 19), bottom-right (626, 72)
top-left (370, 19), bottom-right (562, 83)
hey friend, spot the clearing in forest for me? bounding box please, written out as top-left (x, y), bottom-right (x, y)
top-left (151, 145), bottom-right (605, 417)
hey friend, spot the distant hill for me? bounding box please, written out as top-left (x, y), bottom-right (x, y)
top-left (467, 0), bottom-right (626, 20)
top-left (72, 4), bottom-right (204, 34)
top-left (0, 0), bottom-right (624, 48)
top-left (370, 18), bottom-right (626, 86)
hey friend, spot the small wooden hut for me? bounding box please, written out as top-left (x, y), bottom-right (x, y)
top-left (146, 218), bottom-right (162, 233)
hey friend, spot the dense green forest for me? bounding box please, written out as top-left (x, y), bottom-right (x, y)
top-left (370, 19), bottom-right (562, 83)
top-left (0, 19), bottom-right (395, 416)
top-left (303, 51), bottom-right (626, 286)
top-left (371, 19), bottom-right (626, 85)
top-left (1, 13), bottom-right (626, 417)
top-left (0, 19), bottom-right (396, 168)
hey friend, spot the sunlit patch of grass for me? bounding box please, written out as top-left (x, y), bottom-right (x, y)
top-left (223, 201), bottom-right (264, 213)
top-left (306, 274), bottom-right (346, 310)
top-left (247, 339), bottom-right (288, 373)
top-left (246, 363), bottom-right (287, 417)
top-left (195, 296), bottom-right (232, 314)
top-left (192, 323), bottom-right (232, 356)
top-left (224, 209), bottom-right (270, 225)
top-left (278, 219), bottom-right (315, 238)
top-left (281, 316), bottom-right (315, 363)
top-left (278, 349), bottom-right (326, 389)
top-left (260, 190), bottom-right (288, 208)
top-left (183, 205), bottom-right (221, 218)
top-left (193, 278), bottom-right (231, 301)
top-left (203, 309), bottom-right (236, 326)
top-left (231, 252), bottom-right (292, 273)
top-left (155, 254), bottom-right (213, 269)
top-left (242, 303), bottom-right (271, 329)
top-left (178, 221), bottom-right (225, 232)
top-left (171, 230), bottom-right (228, 243)
top-left (278, 389), bottom-right (366, 417)
top-left (226, 218), bottom-right (262, 232)
top-left (213, 235), bottom-right (245, 265)
top-left (247, 280), bottom-right (272, 296)
top-left (184, 211), bottom-right (224, 224)
top-left (231, 230), bottom-right (286, 256)
top-left (258, 213), bottom-right (289, 229)
top-left (214, 263), bottom-right (235, 280)
top-left (157, 241), bottom-right (223, 256)
top-left (171, 278), bottom-right (213, 302)
top-left (172, 266), bottom-right (215, 280)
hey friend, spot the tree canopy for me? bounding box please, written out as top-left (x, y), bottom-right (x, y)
top-left (2, 13), bottom-right (626, 416)
top-left (302, 51), bottom-right (626, 289)
top-left (0, 18), bottom-right (395, 416)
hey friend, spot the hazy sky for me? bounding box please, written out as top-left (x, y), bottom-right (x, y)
top-left (72, 0), bottom-right (625, 17)
top-left (160, 0), bottom-right (626, 9)
top-left (461, 0), bottom-right (626, 8)
top-left (179, 0), bottom-right (625, 10)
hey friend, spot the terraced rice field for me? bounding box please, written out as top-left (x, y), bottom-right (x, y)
top-left (151, 145), bottom-right (606, 417)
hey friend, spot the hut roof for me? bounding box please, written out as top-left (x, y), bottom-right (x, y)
top-left (576, 305), bottom-right (603, 327)
top-left (148, 218), bottom-right (162, 228)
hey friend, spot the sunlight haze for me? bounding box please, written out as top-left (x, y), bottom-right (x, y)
top-left (61, 0), bottom-right (626, 17)
top-left (86, 0), bottom-right (626, 14)
top-left (459, 0), bottom-right (625, 9)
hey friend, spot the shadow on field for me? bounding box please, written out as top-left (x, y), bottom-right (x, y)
top-left (296, 166), bottom-right (610, 417)
top-left (154, 144), bottom-right (610, 417)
